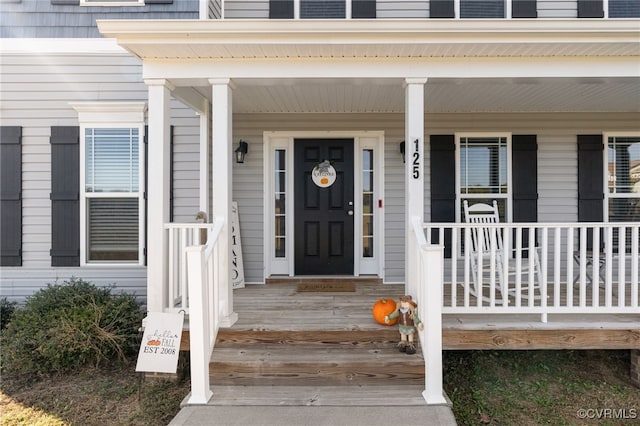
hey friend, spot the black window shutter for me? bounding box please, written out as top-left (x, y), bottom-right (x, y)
top-left (352, 0), bottom-right (376, 18)
top-left (1, 127), bottom-right (22, 266)
top-left (578, 134), bottom-right (604, 250)
top-left (430, 134), bottom-right (456, 258)
top-left (512, 135), bottom-right (538, 256)
top-left (50, 126), bottom-right (80, 267)
top-left (430, 0), bottom-right (455, 18)
top-left (512, 0), bottom-right (537, 18)
top-left (512, 135), bottom-right (538, 222)
top-left (578, 0), bottom-right (604, 17)
top-left (270, 0), bottom-right (294, 18)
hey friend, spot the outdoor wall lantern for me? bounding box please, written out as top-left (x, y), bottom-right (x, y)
top-left (235, 140), bottom-right (249, 163)
top-left (399, 141), bottom-right (405, 163)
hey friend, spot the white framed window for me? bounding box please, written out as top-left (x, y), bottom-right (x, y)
top-left (458, 0), bottom-right (506, 18)
top-left (264, 135), bottom-right (294, 276)
top-left (456, 133), bottom-right (512, 221)
top-left (604, 133), bottom-right (640, 223)
top-left (72, 102), bottom-right (146, 266)
top-left (355, 135), bottom-right (384, 275)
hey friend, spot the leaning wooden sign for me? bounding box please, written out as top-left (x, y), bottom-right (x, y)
top-left (231, 201), bottom-right (245, 289)
top-left (135, 312), bottom-right (184, 374)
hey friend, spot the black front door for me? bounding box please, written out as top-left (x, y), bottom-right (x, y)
top-left (294, 139), bottom-right (354, 275)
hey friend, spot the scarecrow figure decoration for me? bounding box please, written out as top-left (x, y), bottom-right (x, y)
top-left (384, 295), bottom-right (424, 355)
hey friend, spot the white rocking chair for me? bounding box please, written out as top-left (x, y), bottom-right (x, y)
top-left (463, 200), bottom-right (542, 303)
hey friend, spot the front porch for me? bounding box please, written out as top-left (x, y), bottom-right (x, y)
top-left (171, 219), bottom-right (639, 406)
top-left (174, 277), bottom-right (638, 408)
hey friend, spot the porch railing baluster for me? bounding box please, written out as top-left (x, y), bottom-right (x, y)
top-left (420, 221), bottom-right (639, 318)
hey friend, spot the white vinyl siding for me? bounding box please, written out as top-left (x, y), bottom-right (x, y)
top-left (0, 43), bottom-right (199, 301)
top-left (232, 112), bottom-right (639, 284)
top-left (538, 0), bottom-right (578, 18)
top-left (377, 1), bottom-right (428, 18)
top-left (224, 0), bottom-right (269, 18)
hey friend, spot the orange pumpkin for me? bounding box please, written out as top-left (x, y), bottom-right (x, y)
top-left (372, 298), bottom-right (397, 326)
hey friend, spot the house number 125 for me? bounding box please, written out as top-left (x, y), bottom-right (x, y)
top-left (412, 138), bottom-right (421, 179)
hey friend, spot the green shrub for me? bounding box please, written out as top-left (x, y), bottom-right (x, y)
top-left (0, 278), bottom-right (144, 376)
top-left (1, 297), bottom-right (17, 330)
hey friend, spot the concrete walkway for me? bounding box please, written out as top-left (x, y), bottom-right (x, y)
top-left (169, 405), bottom-right (458, 426)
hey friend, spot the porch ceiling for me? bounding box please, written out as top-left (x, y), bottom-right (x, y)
top-left (230, 77), bottom-right (640, 113)
top-left (174, 77), bottom-right (640, 114)
top-left (98, 19), bottom-right (640, 114)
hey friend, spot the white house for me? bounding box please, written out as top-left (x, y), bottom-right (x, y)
top-left (1, 0), bottom-right (639, 406)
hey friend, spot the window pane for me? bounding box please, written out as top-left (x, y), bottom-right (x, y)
top-left (88, 198), bottom-right (138, 261)
top-left (86, 128), bottom-right (139, 193)
top-left (275, 237), bottom-right (286, 258)
top-left (300, 0), bottom-right (345, 18)
top-left (609, 198), bottom-right (640, 222)
top-left (609, 0), bottom-right (640, 18)
top-left (460, 137), bottom-right (507, 195)
top-left (363, 237), bottom-right (373, 258)
top-left (363, 193), bottom-right (373, 214)
top-left (274, 149), bottom-right (286, 258)
top-left (362, 149), bottom-right (374, 258)
top-left (275, 216), bottom-right (286, 237)
top-left (275, 194), bottom-right (286, 214)
top-left (362, 215), bottom-right (373, 236)
top-left (460, 0), bottom-right (504, 18)
top-left (608, 136), bottom-right (640, 194)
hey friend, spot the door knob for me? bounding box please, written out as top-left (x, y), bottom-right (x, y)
top-left (348, 210), bottom-right (354, 216)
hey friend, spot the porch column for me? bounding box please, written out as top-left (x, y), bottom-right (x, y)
top-left (405, 78), bottom-right (427, 293)
top-left (199, 102), bottom-right (210, 215)
top-left (145, 79), bottom-right (174, 313)
top-left (210, 78), bottom-right (238, 327)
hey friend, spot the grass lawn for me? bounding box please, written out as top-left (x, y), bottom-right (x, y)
top-left (444, 350), bottom-right (639, 425)
top-left (1, 350), bottom-right (638, 425)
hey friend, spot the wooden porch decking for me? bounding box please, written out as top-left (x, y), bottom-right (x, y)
top-left (221, 280), bottom-right (639, 347)
top-left (180, 279), bottom-right (637, 405)
top-left (202, 279), bottom-right (430, 406)
top-left (181, 278), bottom-right (639, 351)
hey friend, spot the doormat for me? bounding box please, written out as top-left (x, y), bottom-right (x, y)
top-left (297, 281), bottom-right (356, 292)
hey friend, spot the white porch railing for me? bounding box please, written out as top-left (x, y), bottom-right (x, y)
top-left (422, 222), bottom-right (639, 321)
top-left (164, 223), bottom-right (214, 312)
top-left (408, 216), bottom-right (447, 405)
top-left (183, 217), bottom-right (224, 404)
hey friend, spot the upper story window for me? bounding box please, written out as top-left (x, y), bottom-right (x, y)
top-left (269, 0), bottom-right (375, 19)
top-left (460, 0), bottom-right (504, 18)
top-left (608, 0), bottom-right (640, 17)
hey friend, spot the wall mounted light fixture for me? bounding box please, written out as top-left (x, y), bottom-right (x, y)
top-left (235, 140), bottom-right (248, 163)
top-left (399, 141), bottom-right (405, 163)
